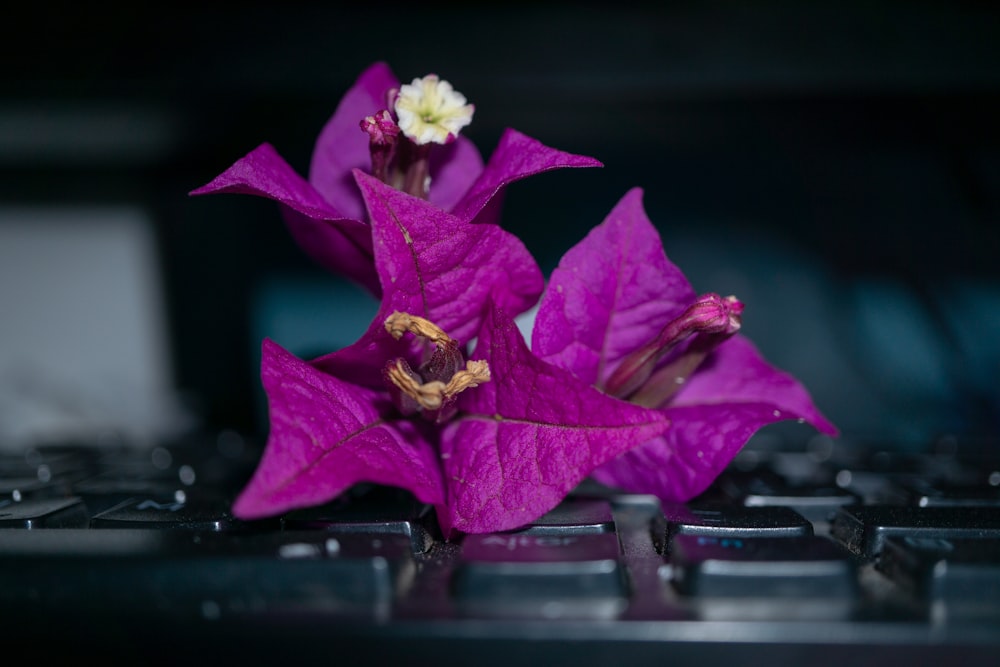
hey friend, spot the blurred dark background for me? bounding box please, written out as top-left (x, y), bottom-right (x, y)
top-left (1, 2), bottom-right (998, 449)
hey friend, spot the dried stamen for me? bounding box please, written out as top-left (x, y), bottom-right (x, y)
top-left (443, 360), bottom-right (491, 396)
top-left (385, 311), bottom-right (455, 347)
top-left (386, 359), bottom-right (447, 411)
top-left (386, 359), bottom-right (491, 412)
top-left (383, 312), bottom-right (490, 421)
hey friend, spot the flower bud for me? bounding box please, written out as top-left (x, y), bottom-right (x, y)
top-left (361, 110), bottom-right (401, 183)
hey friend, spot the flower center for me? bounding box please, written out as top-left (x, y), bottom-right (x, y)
top-left (359, 74), bottom-right (474, 200)
top-left (383, 311), bottom-right (490, 422)
top-left (394, 74), bottom-right (475, 146)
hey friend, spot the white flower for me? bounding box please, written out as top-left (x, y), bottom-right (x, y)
top-left (394, 74), bottom-right (474, 145)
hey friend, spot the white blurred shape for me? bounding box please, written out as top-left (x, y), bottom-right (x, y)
top-left (0, 205), bottom-right (194, 448)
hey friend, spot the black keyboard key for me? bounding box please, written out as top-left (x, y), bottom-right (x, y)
top-left (830, 505), bottom-right (1000, 559)
top-left (0, 477), bottom-right (73, 503)
top-left (0, 497), bottom-right (89, 528)
top-left (823, 448), bottom-right (974, 502)
top-left (669, 534), bottom-right (857, 602)
top-left (89, 492), bottom-right (263, 531)
top-left (73, 470), bottom-right (190, 495)
top-left (848, 450), bottom-right (953, 476)
top-left (0, 529), bottom-right (409, 619)
top-left (91, 451), bottom-right (200, 488)
top-left (886, 477), bottom-right (1000, 507)
top-left (878, 537), bottom-right (1000, 610)
top-left (658, 504), bottom-right (813, 554)
top-left (0, 449), bottom-right (95, 480)
top-left (73, 474), bottom-right (198, 516)
top-left (454, 532), bottom-right (627, 618)
top-left (712, 470), bottom-right (860, 521)
top-left (282, 486), bottom-right (438, 553)
top-left (516, 498), bottom-right (616, 535)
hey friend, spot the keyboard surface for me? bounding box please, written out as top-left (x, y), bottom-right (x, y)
top-left (2, 432), bottom-right (999, 666)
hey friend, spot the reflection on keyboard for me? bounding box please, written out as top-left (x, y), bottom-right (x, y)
top-left (1, 433), bottom-right (999, 664)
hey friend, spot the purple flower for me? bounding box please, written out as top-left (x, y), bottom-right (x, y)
top-left (532, 188), bottom-right (838, 502)
top-left (189, 62), bottom-right (602, 296)
top-left (232, 173), bottom-right (671, 535)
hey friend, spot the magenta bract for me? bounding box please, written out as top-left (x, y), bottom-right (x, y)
top-left (231, 174), bottom-right (671, 536)
top-left (532, 187), bottom-right (837, 503)
top-left (190, 61), bottom-right (601, 296)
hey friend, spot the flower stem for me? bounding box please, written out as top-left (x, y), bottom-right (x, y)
top-left (401, 142), bottom-right (431, 199)
top-left (628, 331), bottom-right (726, 408)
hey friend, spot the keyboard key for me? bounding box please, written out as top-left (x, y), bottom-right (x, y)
top-left (0, 477), bottom-right (73, 503)
top-left (454, 532), bottom-right (627, 618)
top-left (830, 505), bottom-right (1000, 559)
top-left (0, 448), bottom-right (96, 480)
top-left (886, 477), bottom-right (1000, 507)
top-left (89, 492), bottom-right (266, 531)
top-left (878, 536), bottom-right (1000, 609)
top-left (0, 529), bottom-right (408, 619)
top-left (658, 504), bottom-right (813, 554)
top-left (73, 473), bottom-right (197, 516)
top-left (669, 534), bottom-right (857, 600)
top-left (516, 498), bottom-right (616, 535)
top-left (0, 497), bottom-right (90, 528)
top-left (712, 469), bottom-right (861, 521)
top-left (282, 486), bottom-right (438, 553)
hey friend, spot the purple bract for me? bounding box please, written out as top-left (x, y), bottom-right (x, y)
top-left (232, 174), bottom-right (671, 536)
top-left (190, 61), bottom-right (601, 296)
top-left (532, 187), bottom-right (838, 502)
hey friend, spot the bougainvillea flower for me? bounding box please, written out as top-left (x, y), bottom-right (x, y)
top-left (532, 188), bottom-right (838, 503)
top-left (232, 175), bottom-right (671, 536)
top-left (311, 169), bottom-right (544, 363)
top-left (189, 61), bottom-right (601, 296)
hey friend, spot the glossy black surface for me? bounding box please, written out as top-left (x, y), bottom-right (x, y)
top-left (1, 434), bottom-right (999, 665)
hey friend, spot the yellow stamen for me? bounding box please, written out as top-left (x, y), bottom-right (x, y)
top-left (384, 311), bottom-right (455, 346)
top-left (386, 360), bottom-right (447, 411)
top-left (386, 358), bottom-right (491, 412)
top-left (443, 360), bottom-right (491, 396)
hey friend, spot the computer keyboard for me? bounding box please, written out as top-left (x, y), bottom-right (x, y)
top-left (2, 432), bottom-right (998, 665)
